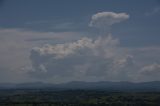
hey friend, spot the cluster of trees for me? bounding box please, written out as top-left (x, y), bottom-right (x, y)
top-left (0, 90), bottom-right (160, 106)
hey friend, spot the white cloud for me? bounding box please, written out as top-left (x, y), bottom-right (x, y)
top-left (89, 12), bottom-right (129, 29)
top-left (31, 35), bottom-right (119, 59)
top-left (27, 11), bottom-right (131, 82)
top-left (136, 63), bottom-right (160, 81)
top-left (31, 37), bottom-right (95, 59)
top-left (141, 63), bottom-right (160, 75)
top-left (0, 28), bottom-right (82, 82)
top-left (28, 35), bottom-right (136, 82)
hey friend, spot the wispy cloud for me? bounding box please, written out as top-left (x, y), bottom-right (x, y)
top-left (145, 7), bottom-right (160, 16)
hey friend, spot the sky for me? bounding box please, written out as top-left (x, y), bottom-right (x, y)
top-left (0, 0), bottom-right (160, 83)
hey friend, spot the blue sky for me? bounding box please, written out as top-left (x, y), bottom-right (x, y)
top-left (0, 0), bottom-right (160, 46)
top-left (0, 0), bottom-right (160, 83)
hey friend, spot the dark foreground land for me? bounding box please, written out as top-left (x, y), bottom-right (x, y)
top-left (0, 89), bottom-right (160, 106)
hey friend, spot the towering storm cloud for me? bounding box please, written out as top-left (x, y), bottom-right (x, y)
top-left (27, 12), bottom-right (135, 82)
top-left (26, 11), bottom-right (160, 83)
top-left (29, 35), bottom-right (134, 81)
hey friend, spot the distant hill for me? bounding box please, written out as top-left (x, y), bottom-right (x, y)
top-left (0, 81), bottom-right (160, 92)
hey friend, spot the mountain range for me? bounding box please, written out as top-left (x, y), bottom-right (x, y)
top-left (0, 81), bottom-right (160, 92)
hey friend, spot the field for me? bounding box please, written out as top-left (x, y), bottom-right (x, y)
top-left (0, 89), bottom-right (160, 106)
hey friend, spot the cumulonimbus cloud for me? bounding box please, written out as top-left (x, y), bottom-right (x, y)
top-left (26, 12), bottom-right (134, 82)
top-left (26, 11), bottom-right (160, 82)
top-left (28, 35), bottom-right (135, 81)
